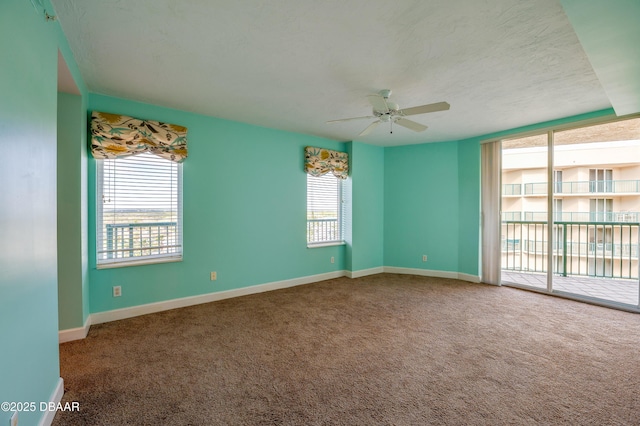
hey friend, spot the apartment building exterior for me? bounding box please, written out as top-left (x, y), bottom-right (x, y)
top-left (501, 138), bottom-right (640, 280)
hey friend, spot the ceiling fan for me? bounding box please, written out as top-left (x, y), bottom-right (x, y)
top-left (327, 89), bottom-right (450, 137)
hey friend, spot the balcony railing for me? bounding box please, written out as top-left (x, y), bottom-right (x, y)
top-left (502, 212), bottom-right (522, 221)
top-left (505, 180), bottom-right (640, 196)
top-left (556, 211), bottom-right (640, 222)
top-left (523, 182), bottom-right (547, 195)
top-left (502, 183), bottom-right (522, 196)
top-left (103, 222), bottom-right (179, 259)
top-left (502, 211), bottom-right (640, 223)
top-left (307, 218), bottom-right (339, 244)
top-left (559, 180), bottom-right (640, 194)
top-left (502, 220), bottom-right (640, 279)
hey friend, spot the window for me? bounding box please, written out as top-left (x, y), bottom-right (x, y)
top-left (553, 198), bottom-right (563, 221)
top-left (306, 173), bottom-right (344, 246)
top-left (96, 152), bottom-right (182, 267)
top-left (590, 198), bottom-right (613, 222)
top-left (589, 168), bottom-right (612, 192)
top-left (554, 170), bottom-right (563, 193)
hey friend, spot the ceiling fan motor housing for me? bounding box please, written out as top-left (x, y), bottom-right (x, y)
top-left (378, 89), bottom-right (392, 99)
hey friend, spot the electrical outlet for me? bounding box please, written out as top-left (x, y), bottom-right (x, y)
top-left (10, 411), bottom-right (18, 426)
top-left (330, 256), bottom-right (335, 264)
top-left (210, 271), bottom-right (217, 281)
top-left (113, 286), bottom-right (122, 297)
top-left (422, 255), bottom-right (427, 262)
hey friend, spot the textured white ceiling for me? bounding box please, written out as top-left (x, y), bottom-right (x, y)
top-left (52, 0), bottom-right (612, 146)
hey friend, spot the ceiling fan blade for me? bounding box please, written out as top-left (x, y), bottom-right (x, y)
top-left (359, 121), bottom-right (381, 137)
top-left (326, 115), bottom-right (375, 124)
top-left (400, 101), bottom-right (450, 116)
top-left (367, 94), bottom-right (389, 113)
top-left (395, 118), bottom-right (428, 132)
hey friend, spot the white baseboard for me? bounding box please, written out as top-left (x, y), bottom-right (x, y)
top-left (383, 266), bottom-right (459, 279)
top-left (90, 270), bottom-right (346, 325)
top-left (76, 267), bottom-right (480, 337)
top-left (346, 267), bottom-right (384, 279)
top-left (38, 377), bottom-right (64, 426)
top-left (59, 317), bottom-right (91, 343)
top-left (457, 272), bottom-right (482, 283)
top-left (383, 266), bottom-right (481, 283)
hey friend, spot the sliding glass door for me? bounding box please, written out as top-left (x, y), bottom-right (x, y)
top-left (501, 134), bottom-right (548, 291)
top-left (500, 117), bottom-right (640, 309)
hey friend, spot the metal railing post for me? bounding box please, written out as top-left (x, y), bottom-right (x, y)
top-left (128, 226), bottom-right (134, 257)
top-left (106, 225), bottom-right (113, 259)
top-left (562, 223), bottom-right (568, 277)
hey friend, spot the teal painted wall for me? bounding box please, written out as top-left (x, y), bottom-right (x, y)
top-left (384, 141), bottom-right (460, 272)
top-left (344, 144), bottom-right (354, 272)
top-left (0, 0), bottom-right (62, 424)
top-left (57, 92), bottom-right (89, 329)
top-left (457, 139), bottom-right (481, 276)
top-left (88, 94), bottom-right (347, 314)
top-left (55, 0), bottom-right (90, 331)
top-left (348, 142), bottom-right (384, 271)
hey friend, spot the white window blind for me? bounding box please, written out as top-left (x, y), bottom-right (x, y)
top-left (307, 174), bottom-right (343, 246)
top-left (96, 152), bottom-right (183, 267)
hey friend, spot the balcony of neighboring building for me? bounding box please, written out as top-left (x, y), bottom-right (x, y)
top-left (502, 179), bottom-right (640, 198)
top-left (502, 211), bottom-right (640, 222)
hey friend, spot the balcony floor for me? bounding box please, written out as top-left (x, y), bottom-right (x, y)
top-left (502, 270), bottom-right (639, 307)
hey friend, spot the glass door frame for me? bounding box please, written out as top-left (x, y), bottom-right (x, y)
top-left (498, 115), bottom-right (640, 313)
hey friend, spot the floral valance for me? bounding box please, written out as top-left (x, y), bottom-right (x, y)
top-left (90, 111), bottom-right (188, 163)
top-left (304, 146), bottom-right (349, 180)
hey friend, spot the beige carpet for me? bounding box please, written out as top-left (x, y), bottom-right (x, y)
top-left (54, 274), bottom-right (640, 425)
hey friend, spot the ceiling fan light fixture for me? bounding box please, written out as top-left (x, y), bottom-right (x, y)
top-left (386, 101), bottom-right (399, 112)
top-left (326, 89), bottom-right (449, 137)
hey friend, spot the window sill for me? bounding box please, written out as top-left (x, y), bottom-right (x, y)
top-left (97, 256), bottom-right (183, 270)
top-left (307, 241), bottom-right (346, 249)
